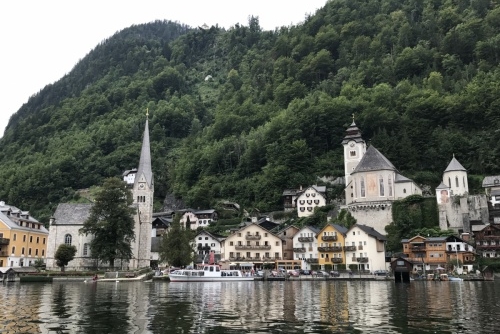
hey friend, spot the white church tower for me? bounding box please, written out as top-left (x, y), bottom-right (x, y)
top-left (341, 118), bottom-right (366, 205)
top-left (130, 113), bottom-right (154, 269)
top-left (443, 154), bottom-right (468, 196)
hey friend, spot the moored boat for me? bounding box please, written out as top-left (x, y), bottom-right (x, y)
top-left (168, 264), bottom-right (254, 282)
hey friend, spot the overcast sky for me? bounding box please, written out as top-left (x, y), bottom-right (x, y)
top-left (0, 0), bottom-right (327, 138)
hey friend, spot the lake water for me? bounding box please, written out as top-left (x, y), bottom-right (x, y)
top-left (0, 279), bottom-right (499, 333)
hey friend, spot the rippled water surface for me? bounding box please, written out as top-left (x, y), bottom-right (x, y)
top-left (0, 279), bottom-right (499, 333)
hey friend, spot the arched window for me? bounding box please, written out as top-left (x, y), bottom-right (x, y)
top-left (448, 177), bottom-right (451, 187)
top-left (388, 177), bottom-right (393, 197)
top-left (64, 234), bottom-right (72, 245)
top-left (360, 177), bottom-right (366, 197)
top-left (455, 176), bottom-right (459, 188)
top-left (379, 175), bottom-right (385, 196)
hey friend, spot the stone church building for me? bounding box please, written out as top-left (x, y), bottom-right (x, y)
top-left (45, 117), bottom-right (153, 270)
top-left (342, 121), bottom-right (422, 235)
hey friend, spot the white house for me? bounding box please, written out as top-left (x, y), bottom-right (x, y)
top-left (344, 224), bottom-right (387, 272)
top-left (194, 230), bottom-right (223, 264)
top-left (296, 186), bottom-right (327, 217)
top-left (292, 226), bottom-right (319, 269)
top-left (221, 223), bottom-right (282, 270)
top-left (179, 209), bottom-right (218, 230)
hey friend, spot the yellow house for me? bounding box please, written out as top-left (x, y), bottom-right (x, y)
top-left (0, 201), bottom-right (49, 267)
top-left (317, 224), bottom-right (348, 270)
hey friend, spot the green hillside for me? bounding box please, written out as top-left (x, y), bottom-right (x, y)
top-left (1, 0), bottom-right (500, 223)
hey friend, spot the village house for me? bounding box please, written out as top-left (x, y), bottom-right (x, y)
top-left (474, 224), bottom-right (500, 259)
top-left (282, 185), bottom-right (327, 217)
top-left (0, 201), bottom-right (49, 268)
top-left (194, 230), bottom-right (223, 265)
top-left (220, 223), bottom-right (282, 270)
top-left (345, 224), bottom-right (387, 272)
top-left (317, 224), bottom-right (348, 270)
top-left (292, 226), bottom-right (319, 269)
top-left (179, 209), bottom-right (218, 230)
top-left (275, 225), bottom-right (299, 260)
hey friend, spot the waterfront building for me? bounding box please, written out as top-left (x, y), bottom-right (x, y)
top-left (193, 230), bottom-right (223, 264)
top-left (296, 186), bottom-right (327, 217)
top-left (345, 224), bottom-right (387, 272)
top-left (220, 223), bottom-right (282, 270)
top-left (474, 224), bottom-right (500, 259)
top-left (275, 225), bottom-right (299, 260)
top-left (317, 224), bottom-right (348, 270)
top-left (0, 201), bottom-right (48, 267)
top-left (292, 226), bottom-right (319, 269)
top-left (46, 116), bottom-right (153, 270)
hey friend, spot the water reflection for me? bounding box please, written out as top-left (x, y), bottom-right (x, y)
top-left (0, 280), bottom-right (499, 333)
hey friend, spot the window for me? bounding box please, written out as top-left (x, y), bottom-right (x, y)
top-left (198, 237), bottom-right (202, 240)
top-left (230, 252), bottom-right (234, 257)
top-left (388, 177), bottom-right (393, 197)
top-left (42, 250), bottom-right (45, 256)
top-left (264, 233), bottom-right (268, 237)
top-left (36, 237), bottom-right (39, 244)
top-left (275, 252), bottom-right (279, 258)
top-left (360, 177), bottom-right (365, 197)
top-left (353, 232), bottom-right (355, 235)
top-left (230, 241), bottom-right (233, 246)
top-left (455, 176), bottom-right (459, 187)
top-left (29, 236), bottom-right (33, 243)
top-left (238, 233), bottom-right (241, 237)
top-left (64, 234), bottom-right (72, 245)
top-left (43, 238), bottom-right (46, 244)
top-left (83, 243), bottom-right (89, 256)
top-left (379, 175), bottom-right (385, 196)
top-left (275, 241), bottom-right (280, 246)
top-left (11, 246), bottom-right (15, 254)
top-left (211, 243), bottom-right (215, 247)
top-left (28, 248), bottom-right (32, 256)
top-left (364, 241), bottom-right (367, 245)
top-left (35, 249), bottom-right (39, 256)
top-left (21, 247), bottom-right (25, 255)
top-left (23, 235), bottom-right (26, 242)
top-left (350, 150), bottom-right (356, 157)
top-left (205, 237), bottom-right (209, 240)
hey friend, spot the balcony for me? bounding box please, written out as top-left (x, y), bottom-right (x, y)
top-left (262, 257), bottom-right (281, 261)
top-left (235, 245), bottom-right (271, 250)
top-left (305, 258), bottom-right (319, 263)
top-left (298, 237), bottom-right (314, 242)
top-left (322, 235), bottom-right (337, 241)
top-left (0, 238), bottom-right (10, 245)
top-left (245, 234), bottom-right (261, 240)
top-left (318, 246), bottom-right (343, 252)
top-left (358, 245), bottom-right (363, 250)
top-left (0, 251), bottom-right (7, 256)
top-left (331, 258), bottom-right (343, 263)
top-left (356, 257), bottom-right (369, 263)
top-left (411, 245), bottom-right (426, 251)
top-left (344, 246), bottom-right (356, 251)
top-left (293, 247), bottom-right (306, 253)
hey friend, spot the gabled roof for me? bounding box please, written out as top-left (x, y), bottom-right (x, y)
top-left (351, 224), bottom-right (387, 241)
top-left (53, 203), bottom-right (92, 225)
top-left (352, 145), bottom-right (396, 174)
top-left (196, 230), bottom-right (222, 241)
top-left (482, 176), bottom-right (500, 187)
top-left (444, 155), bottom-right (466, 172)
top-left (0, 202), bottom-right (48, 233)
top-left (299, 225), bottom-right (320, 234)
top-left (395, 173), bottom-right (411, 183)
top-left (318, 223), bottom-right (348, 236)
top-left (436, 182), bottom-right (450, 190)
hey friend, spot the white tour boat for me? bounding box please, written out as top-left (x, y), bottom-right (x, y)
top-left (168, 264), bottom-right (254, 282)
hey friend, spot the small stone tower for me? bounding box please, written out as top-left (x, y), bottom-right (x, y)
top-left (341, 119), bottom-right (366, 204)
top-left (443, 155), bottom-right (468, 196)
top-left (130, 115), bottom-right (153, 269)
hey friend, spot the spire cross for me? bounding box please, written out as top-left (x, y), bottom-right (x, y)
top-left (352, 113), bottom-right (355, 123)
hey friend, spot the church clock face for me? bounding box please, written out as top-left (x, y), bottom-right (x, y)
top-left (139, 183), bottom-right (145, 189)
top-left (349, 142), bottom-right (355, 147)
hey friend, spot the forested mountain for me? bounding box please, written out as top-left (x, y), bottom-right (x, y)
top-left (1, 0), bottom-right (500, 223)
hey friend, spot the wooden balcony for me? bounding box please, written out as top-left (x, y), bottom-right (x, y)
top-left (322, 235), bottom-right (337, 241)
top-left (305, 258), bottom-right (319, 263)
top-left (344, 246), bottom-right (356, 251)
top-left (411, 245), bottom-right (426, 251)
top-left (293, 247), bottom-right (306, 253)
top-left (246, 234), bottom-right (261, 240)
top-left (0, 238), bottom-right (10, 245)
top-left (331, 258), bottom-right (343, 263)
top-left (356, 257), bottom-right (369, 263)
top-left (235, 245), bottom-right (271, 250)
top-left (298, 237), bottom-right (314, 242)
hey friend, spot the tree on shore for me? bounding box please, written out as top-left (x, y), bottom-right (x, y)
top-left (80, 177), bottom-right (136, 268)
top-left (159, 215), bottom-right (196, 267)
top-left (55, 244), bottom-right (77, 272)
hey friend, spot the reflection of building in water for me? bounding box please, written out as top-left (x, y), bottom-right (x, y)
top-left (318, 281), bottom-right (349, 331)
top-left (0, 284), bottom-right (46, 333)
top-left (282, 281), bottom-right (297, 323)
top-left (347, 282), bottom-right (389, 328)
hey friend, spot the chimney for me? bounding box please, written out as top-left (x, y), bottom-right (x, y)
top-left (461, 233), bottom-right (470, 242)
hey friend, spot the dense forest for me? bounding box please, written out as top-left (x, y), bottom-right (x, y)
top-left (1, 0), bottom-right (500, 224)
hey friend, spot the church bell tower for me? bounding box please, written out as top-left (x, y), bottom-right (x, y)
top-left (341, 118), bottom-right (366, 205)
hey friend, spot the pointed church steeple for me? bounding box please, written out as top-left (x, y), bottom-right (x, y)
top-left (135, 117), bottom-right (153, 188)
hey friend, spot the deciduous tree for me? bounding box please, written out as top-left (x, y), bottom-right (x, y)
top-left (55, 244), bottom-right (77, 272)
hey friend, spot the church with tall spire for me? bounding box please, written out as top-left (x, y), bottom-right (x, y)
top-left (45, 112), bottom-right (154, 270)
top-left (130, 114), bottom-right (153, 269)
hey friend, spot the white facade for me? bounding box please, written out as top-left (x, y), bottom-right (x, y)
top-left (194, 231), bottom-right (222, 257)
top-left (442, 156), bottom-right (468, 196)
top-left (296, 186), bottom-right (326, 217)
top-left (292, 226), bottom-right (318, 269)
top-left (342, 122), bottom-right (366, 205)
top-left (180, 210), bottom-right (216, 230)
top-left (221, 223), bottom-right (282, 268)
top-left (344, 225), bottom-right (387, 272)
